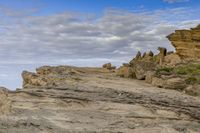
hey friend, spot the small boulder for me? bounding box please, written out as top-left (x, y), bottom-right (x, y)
top-left (0, 87), bottom-right (10, 115)
top-left (117, 66), bottom-right (135, 78)
top-left (164, 77), bottom-right (187, 90)
top-left (152, 77), bottom-right (165, 88)
top-left (184, 85), bottom-right (200, 96)
top-left (102, 63), bottom-right (116, 70)
top-left (134, 61), bottom-right (156, 80)
top-left (145, 71), bottom-right (156, 84)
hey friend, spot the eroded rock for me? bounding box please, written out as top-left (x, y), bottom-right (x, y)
top-left (167, 25), bottom-right (200, 60)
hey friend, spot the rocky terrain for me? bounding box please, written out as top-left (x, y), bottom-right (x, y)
top-left (0, 25), bottom-right (200, 133)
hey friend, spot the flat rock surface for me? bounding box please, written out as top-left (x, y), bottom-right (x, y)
top-left (0, 66), bottom-right (200, 133)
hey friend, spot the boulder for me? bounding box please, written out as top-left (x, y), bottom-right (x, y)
top-left (102, 63), bottom-right (116, 70)
top-left (163, 77), bottom-right (187, 90)
top-left (0, 87), bottom-right (10, 115)
top-left (117, 66), bottom-right (135, 78)
top-left (134, 61), bottom-right (156, 80)
top-left (152, 77), bottom-right (165, 88)
top-left (145, 71), bottom-right (156, 84)
top-left (184, 85), bottom-right (200, 96)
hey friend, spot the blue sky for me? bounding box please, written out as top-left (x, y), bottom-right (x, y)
top-left (0, 0), bottom-right (199, 15)
top-left (0, 0), bottom-right (199, 89)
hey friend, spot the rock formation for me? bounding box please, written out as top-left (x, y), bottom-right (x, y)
top-left (117, 24), bottom-right (200, 96)
top-left (102, 63), bottom-right (116, 70)
top-left (0, 66), bottom-right (200, 132)
top-left (167, 24), bottom-right (200, 60)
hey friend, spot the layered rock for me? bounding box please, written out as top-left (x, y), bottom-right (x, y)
top-left (167, 24), bottom-right (200, 60)
top-left (1, 66), bottom-right (200, 132)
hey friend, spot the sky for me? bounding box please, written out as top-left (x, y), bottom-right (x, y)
top-left (0, 0), bottom-right (199, 89)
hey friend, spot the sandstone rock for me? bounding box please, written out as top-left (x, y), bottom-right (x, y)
top-left (158, 47), bottom-right (167, 65)
top-left (148, 51), bottom-right (154, 57)
top-left (102, 63), bottom-right (116, 70)
top-left (0, 87), bottom-right (10, 115)
top-left (22, 71), bottom-right (48, 88)
top-left (164, 53), bottom-right (182, 66)
top-left (1, 65), bottom-right (200, 132)
top-left (167, 25), bottom-right (200, 60)
top-left (117, 66), bottom-right (135, 78)
top-left (142, 52), bottom-right (146, 58)
top-left (184, 85), bottom-right (200, 96)
top-left (152, 77), bottom-right (165, 88)
top-left (135, 51), bottom-right (142, 60)
top-left (145, 71), bottom-right (156, 84)
top-left (164, 77), bottom-right (187, 90)
top-left (134, 61), bottom-right (156, 80)
top-left (122, 63), bottom-right (130, 67)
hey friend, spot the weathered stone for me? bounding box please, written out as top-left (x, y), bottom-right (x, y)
top-left (164, 78), bottom-right (187, 90)
top-left (164, 53), bottom-right (182, 66)
top-left (152, 77), bottom-right (165, 88)
top-left (117, 66), bottom-right (135, 78)
top-left (142, 52), bottom-right (146, 58)
top-left (145, 71), bottom-right (156, 84)
top-left (135, 51), bottom-right (142, 60)
top-left (167, 25), bottom-right (200, 60)
top-left (102, 63), bottom-right (116, 70)
top-left (158, 47), bottom-right (167, 65)
top-left (148, 51), bottom-right (154, 57)
top-left (184, 85), bottom-right (200, 96)
top-left (0, 87), bottom-right (10, 115)
top-left (134, 61), bottom-right (156, 80)
top-left (129, 51), bottom-right (141, 66)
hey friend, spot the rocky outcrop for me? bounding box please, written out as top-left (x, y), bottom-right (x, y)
top-left (1, 66), bottom-right (200, 132)
top-left (167, 24), bottom-right (200, 60)
top-left (0, 87), bottom-right (10, 115)
top-left (117, 65), bottom-right (135, 78)
top-left (22, 66), bottom-right (82, 88)
top-left (102, 63), bottom-right (116, 70)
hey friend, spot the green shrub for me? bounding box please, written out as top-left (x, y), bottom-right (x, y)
top-left (175, 64), bottom-right (200, 75)
top-left (156, 67), bottom-right (174, 75)
top-left (185, 77), bottom-right (198, 85)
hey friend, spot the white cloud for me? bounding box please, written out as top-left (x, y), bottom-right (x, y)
top-left (0, 7), bottom-right (199, 66)
top-left (163, 0), bottom-right (190, 3)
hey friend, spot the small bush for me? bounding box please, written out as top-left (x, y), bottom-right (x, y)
top-left (156, 67), bottom-right (174, 74)
top-left (175, 64), bottom-right (200, 75)
top-left (185, 77), bottom-right (198, 85)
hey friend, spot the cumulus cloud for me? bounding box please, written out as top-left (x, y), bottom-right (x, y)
top-left (163, 0), bottom-right (190, 3)
top-left (0, 7), bottom-right (199, 66)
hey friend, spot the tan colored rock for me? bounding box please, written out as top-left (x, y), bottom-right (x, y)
top-left (129, 51), bottom-right (141, 66)
top-left (134, 61), bottom-right (156, 80)
top-left (164, 53), bottom-right (182, 66)
top-left (117, 66), bottom-right (135, 78)
top-left (158, 47), bottom-right (167, 65)
top-left (0, 87), bottom-right (10, 115)
top-left (22, 71), bottom-right (48, 88)
top-left (167, 24), bottom-right (200, 60)
top-left (164, 78), bottom-right (187, 90)
top-left (102, 63), bottom-right (116, 70)
top-left (184, 85), bottom-right (200, 96)
top-left (152, 77), bottom-right (165, 88)
top-left (145, 71), bottom-right (156, 84)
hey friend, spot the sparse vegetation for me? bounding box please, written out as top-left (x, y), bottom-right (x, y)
top-left (174, 64), bottom-right (200, 75)
top-left (156, 67), bottom-right (174, 75)
top-left (185, 76), bottom-right (198, 85)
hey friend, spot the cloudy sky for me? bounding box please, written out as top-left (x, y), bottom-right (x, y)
top-left (0, 0), bottom-right (199, 89)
